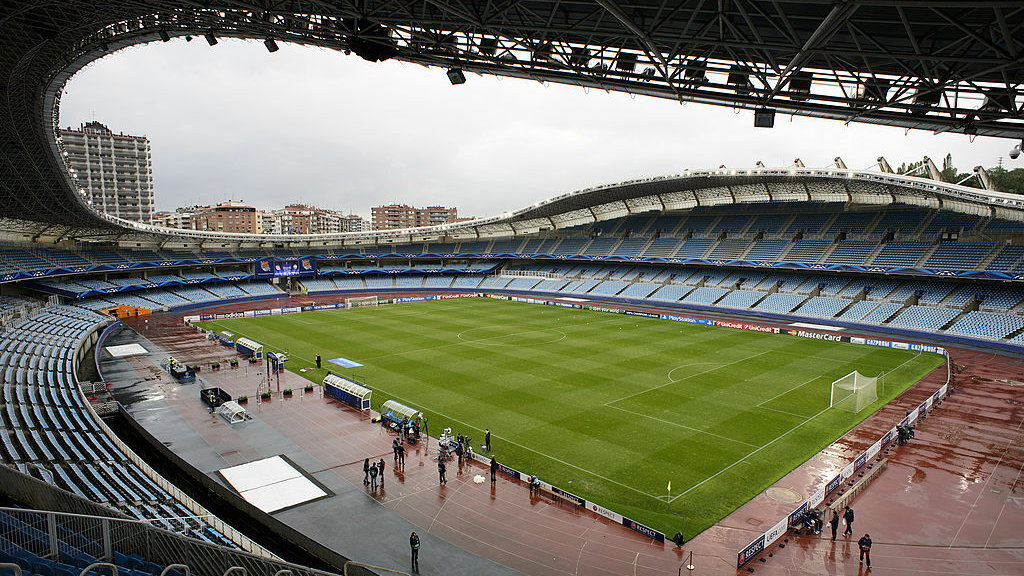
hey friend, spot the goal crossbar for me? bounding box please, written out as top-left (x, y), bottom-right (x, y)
top-left (829, 370), bottom-right (880, 413)
top-left (345, 295), bottom-right (379, 308)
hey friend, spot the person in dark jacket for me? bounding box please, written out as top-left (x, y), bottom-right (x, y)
top-left (484, 428), bottom-right (491, 451)
top-left (378, 458), bottom-right (386, 488)
top-left (843, 506), bottom-right (855, 537)
top-left (362, 458), bottom-right (370, 485)
top-left (858, 533), bottom-right (872, 568)
top-left (368, 460), bottom-right (378, 489)
top-left (490, 457), bottom-right (498, 485)
top-left (315, 354), bottom-right (321, 369)
top-left (409, 531), bottom-right (420, 572)
top-left (438, 459), bottom-right (446, 484)
top-left (397, 444), bottom-right (405, 468)
top-left (830, 509), bottom-right (840, 541)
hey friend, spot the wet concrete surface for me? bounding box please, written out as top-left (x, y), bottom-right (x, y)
top-left (107, 294), bottom-right (1023, 575)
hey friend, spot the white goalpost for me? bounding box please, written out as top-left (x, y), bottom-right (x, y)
top-left (345, 295), bottom-right (379, 309)
top-left (829, 371), bottom-right (881, 413)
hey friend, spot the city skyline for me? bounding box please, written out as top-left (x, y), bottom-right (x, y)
top-left (59, 39), bottom-right (1019, 222)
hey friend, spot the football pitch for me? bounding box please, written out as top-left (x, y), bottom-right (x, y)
top-left (195, 297), bottom-right (943, 536)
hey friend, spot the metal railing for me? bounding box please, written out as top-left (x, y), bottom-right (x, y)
top-left (0, 507), bottom-right (369, 576)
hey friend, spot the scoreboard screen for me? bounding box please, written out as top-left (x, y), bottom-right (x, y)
top-left (255, 258), bottom-right (316, 278)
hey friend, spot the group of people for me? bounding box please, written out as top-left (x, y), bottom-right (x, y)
top-left (392, 437), bottom-right (407, 467)
top-left (362, 457), bottom-right (387, 489)
top-left (826, 505), bottom-right (873, 569)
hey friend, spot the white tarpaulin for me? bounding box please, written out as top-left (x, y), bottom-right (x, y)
top-left (105, 343), bottom-right (149, 358)
top-left (218, 455), bottom-right (326, 513)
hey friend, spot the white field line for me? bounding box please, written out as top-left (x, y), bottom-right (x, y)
top-left (604, 403), bottom-right (759, 448)
top-left (604, 347), bottom-right (780, 406)
top-left (357, 314), bottom-right (626, 363)
top-left (667, 405), bottom-right (833, 503)
top-left (360, 389), bottom-right (668, 502)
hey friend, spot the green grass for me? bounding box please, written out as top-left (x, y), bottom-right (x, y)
top-left (196, 297), bottom-right (943, 537)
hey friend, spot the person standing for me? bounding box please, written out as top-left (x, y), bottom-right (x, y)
top-left (393, 438), bottom-right (400, 463)
top-left (455, 442), bottom-right (464, 467)
top-left (378, 458), bottom-right (386, 488)
top-left (369, 460), bottom-right (378, 489)
top-left (438, 458), bottom-right (446, 484)
top-left (484, 428), bottom-right (491, 452)
top-left (857, 533), bottom-right (872, 568)
top-left (843, 506), bottom-right (855, 537)
top-left (315, 354), bottom-right (321, 369)
top-left (363, 458), bottom-right (370, 485)
top-left (490, 457), bottom-right (498, 485)
top-left (829, 508), bottom-right (840, 542)
top-left (397, 444), bottom-right (406, 468)
top-left (409, 531), bottom-right (420, 572)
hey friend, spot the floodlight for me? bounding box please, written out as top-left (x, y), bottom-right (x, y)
top-left (264, 38), bottom-right (279, 52)
top-left (754, 107), bottom-right (775, 128)
top-left (204, 32), bottom-right (217, 46)
top-left (158, 29), bottom-right (171, 42)
top-left (447, 68), bottom-right (466, 85)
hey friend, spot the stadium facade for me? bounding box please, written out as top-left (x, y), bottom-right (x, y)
top-left (1, 2), bottom-right (1023, 576)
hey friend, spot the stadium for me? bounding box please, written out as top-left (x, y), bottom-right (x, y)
top-left (1, 3), bottom-right (1022, 576)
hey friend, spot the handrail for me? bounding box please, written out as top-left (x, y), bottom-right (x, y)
top-left (79, 562), bottom-right (119, 576)
top-left (160, 565), bottom-right (190, 576)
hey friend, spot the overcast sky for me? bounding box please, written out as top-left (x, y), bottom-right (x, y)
top-left (59, 39), bottom-right (1018, 220)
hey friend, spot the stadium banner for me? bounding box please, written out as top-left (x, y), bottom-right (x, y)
top-left (787, 502), bottom-right (808, 528)
top-left (587, 305), bottom-right (625, 314)
top-left (437, 293), bottom-right (480, 299)
top-left (866, 439), bottom-right (883, 461)
top-left (737, 535), bottom-right (766, 568)
top-left (199, 314), bottom-right (215, 321)
top-left (253, 309), bottom-right (272, 317)
top-left (550, 486), bottom-right (585, 506)
top-left (881, 428), bottom-right (895, 448)
top-left (853, 453), bottom-right (867, 472)
top-left (825, 474), bottom-right (842, 496)
top-left (587, 502), bottom-right (623, 523)
top-left (715, 320), bottom-right (779, 333)
top-left (461, 448), bottom-right (663, 542)
top-left (281, 307), bottom-right (301, 314)
top-left (498, 463), bottom-right (521, 480)
top-left (660, 313), bottom-right (714, 325)
top-left (301, 306), bottom-right (315, 312)
top-left (621, 518), bottom-right (664, 543)
top-left (396, 296), bottom-right (435, 304)
top-left (808, 485), bottom-right (826, 508)
top-left (623, 310), bottom-right (659, 319)
top-left (183, 315), bottom-right (200, 323)
top-left (244, 311), bottom-right (255, 317)
top-left (840, 462), bottom-right (856, 482)
top-left (313, 304), bottom-right (338, 310)
top-left (764, 517), bottom-right (788, 547)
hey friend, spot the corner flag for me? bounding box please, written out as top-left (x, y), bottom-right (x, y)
top-left (667, 481), bottom-right (672, 493)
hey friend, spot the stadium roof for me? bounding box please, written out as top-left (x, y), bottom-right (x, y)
top-left (1, 1), bottom-right (1022, 229)
top-left (3, 168), bottom-right (1022, 248)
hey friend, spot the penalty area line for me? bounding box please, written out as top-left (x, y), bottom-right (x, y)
top-left (363, 385), bottom-right (668, 503)
top-left (667, 405), bottom-right (832, 503)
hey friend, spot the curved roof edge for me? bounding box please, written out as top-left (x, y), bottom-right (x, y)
top-left (40, 168), bottom-right (1023, 247)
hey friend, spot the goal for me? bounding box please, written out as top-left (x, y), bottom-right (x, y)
top-left (829, 371), bottom-right (880, 413)
top-left (345, 295), bottom-right (379, 309)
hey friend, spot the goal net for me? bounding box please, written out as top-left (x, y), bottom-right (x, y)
top-left (345, 296), bottom-right (379, 309)
top-left (830, 371), bottom-right (879, 413)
